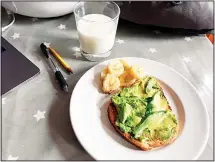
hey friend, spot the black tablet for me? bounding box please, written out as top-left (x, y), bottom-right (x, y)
top-left (1, 37), bottom-right (40, 95)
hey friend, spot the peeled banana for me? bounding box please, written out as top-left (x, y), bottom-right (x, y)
top-left (101, 67), bottom-right (108, 80)
top-left (119, 70), bottom-right (136, 87)
top-left (120, 59), bottom-right (130, 70)
top-left (101, 60), bottom-right (145, 93)
top-left (129, 65), bottom-right (144, 79)
top-left (102, 74), bottom-right (120, 93)
top-left (107, 60), bottom-right (124, 77)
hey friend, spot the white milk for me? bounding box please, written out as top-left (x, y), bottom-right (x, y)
top-left (77, 14), bottom-right (116, 54)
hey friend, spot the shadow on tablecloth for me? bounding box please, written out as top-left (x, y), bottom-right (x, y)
top-left (47, 92), bottom-right (94, 160)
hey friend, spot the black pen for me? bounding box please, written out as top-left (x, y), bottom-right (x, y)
top-left (40, 43), bottom-right (68, 92)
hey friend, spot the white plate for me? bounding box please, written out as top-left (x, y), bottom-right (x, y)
top-left (70, 57), bottom-right (209, 160)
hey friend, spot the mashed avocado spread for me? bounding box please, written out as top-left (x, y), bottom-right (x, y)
top-left (112, 76), bottom-right (178, 142)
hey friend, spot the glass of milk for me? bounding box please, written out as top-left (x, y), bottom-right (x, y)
top-left (74, 2), bottom-right (120, 61)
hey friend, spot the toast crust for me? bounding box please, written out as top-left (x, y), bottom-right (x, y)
top-left (108, 103), bottom-right (179, 151)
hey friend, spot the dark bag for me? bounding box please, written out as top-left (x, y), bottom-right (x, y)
top-left (117, 1), bottom-right (213, 32)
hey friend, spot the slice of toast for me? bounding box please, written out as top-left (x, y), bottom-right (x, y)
top-left (108, 103), bottom-right (179, 151)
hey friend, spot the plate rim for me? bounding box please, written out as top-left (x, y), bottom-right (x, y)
top-left (69, 57), bottom-right (210, 160)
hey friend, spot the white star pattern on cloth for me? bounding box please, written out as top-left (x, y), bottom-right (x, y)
top-left (148, 48), bottom-right (157, 53)
top-left (2, 97), bottom-right (7, 104)
top-left (58, 24), bottom-right (66, 30)
top-left (116, 39), bottom-right (125, 44)
top-left (184, 37), bottom-right (192, 42)
top-left (32, 17), bottom-right (38, 22)
top-left (44, 42), bottom-right (50, 48)
top-left (33, 110), bottom-right (46, 121)
top-left (182, 56), bottom-right (191, 63)
top-left (11, 33), bottom-right (20, 39)
top-left (73, 52), bottom-right (82, 58)
top-left (7, 155), bottom-right (19, 160)
top-left (153, 30), bottom-right (161, 34)
top-left (72, 47), bottom-right (80, 52)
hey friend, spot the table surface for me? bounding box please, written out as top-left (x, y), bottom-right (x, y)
top-left (1, 13), bottom-right (213, 160)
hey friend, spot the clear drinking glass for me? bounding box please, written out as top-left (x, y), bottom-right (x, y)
top-left (74, 2), bottom-right (120, 61)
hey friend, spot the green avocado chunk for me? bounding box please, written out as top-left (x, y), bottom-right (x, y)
top-left (118, 103), bottom-right (132, 123)
top-left (116, 113), bottom-right (142, 133)
top-left (145, 91), bottom-right (169, 115)
top-left (145, 77), bottom-right (160, 96)
top-left (112, 96), bottom-right (147, 117)
top-left (119, 76), bottom-right (161, 98)
top-left (116, 122), bottom-right (131, 133)
top-left (125, 115), bottom-right (142, 127)
top-left (119, 82), bottom-right (144, 98)
top-left (133, 111), bottom-right (178, 141)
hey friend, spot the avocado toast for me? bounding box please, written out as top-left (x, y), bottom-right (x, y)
top-left (108, 76), bottom-right (179, 151)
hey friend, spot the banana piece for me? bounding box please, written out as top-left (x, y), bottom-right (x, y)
top-left (101, 67), bottom-right (109, 80)
top-left (120, 59), bottom-right (130, 70)
top-left (102, 74), bottom-right (120, 93)
top-left (119, 70), bottom-right (136, 87)
top-left (107, 60), bottom-right (124, 77)
top-left (129, 65), bottom-right (144, 79)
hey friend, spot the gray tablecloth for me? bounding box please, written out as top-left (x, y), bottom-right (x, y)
top-left (1, 12), bottom-right (213, 160)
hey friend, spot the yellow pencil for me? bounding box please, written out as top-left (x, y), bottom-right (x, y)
top-left (49, 47), bottom-right (73, 74)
